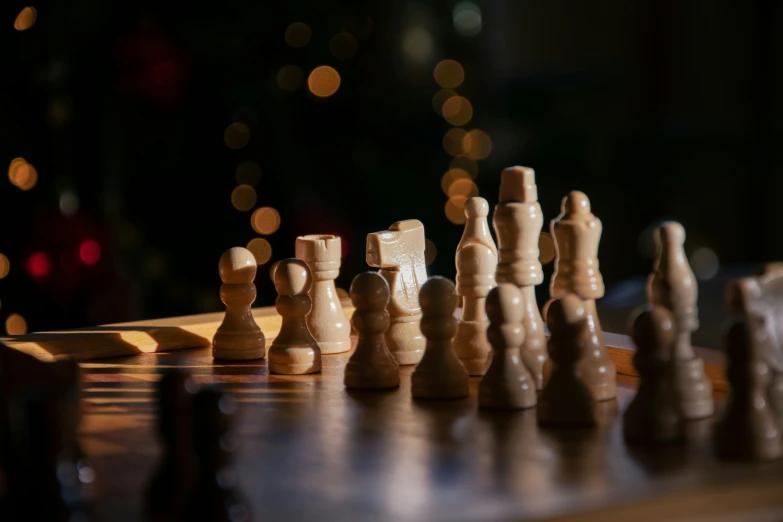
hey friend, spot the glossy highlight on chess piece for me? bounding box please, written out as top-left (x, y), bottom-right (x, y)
top-left (454, 197), bottom-right (497, 376)
top-left (212, 247), bottom-right (266, 361)
top-left (412, 277), bottom-right (469, 399)
top-left (268, 258), bottom-right (322, 375)
top-left (366, 219), bottom-right (428, 365)
top-left (344, 272), bottom-right (400, 390)
top-left (492, 166), bottom-right (547, 389)
top-left (296, 234), bottom-right (352, 354)
top-left (478, 283), bottom-right (537, 410)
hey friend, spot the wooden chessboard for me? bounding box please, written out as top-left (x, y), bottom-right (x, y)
top-left (3, 304), bottom-right (783, 521)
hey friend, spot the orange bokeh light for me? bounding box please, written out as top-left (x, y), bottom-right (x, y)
top-left (433, 60), bottom-right (465, 89)
top-left (308, 66), bottom-right (341, 98)
top-left (441, 96), bottom-right (473, 126)
top-left (251, 207), bottom-right (281, 235)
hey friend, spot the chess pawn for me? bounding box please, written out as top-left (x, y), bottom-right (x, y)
top-left (212, 247), bottom-right (266, 360)
top-left (492, 166), bottom-right (547, 389)
top-left (478, 283), bottom-right (537, 410)
top-left (295, 234), bottom-right (352, 354)
top-left (186, 388), bottom-right (251, 522)
top-left (454, 197), bottom-right (497, 376)
top-left (648, 221), bottom-right (713, 419)
top-left (715, 314), bottom-right (782, 461)
top-left (366, 220), bottom-right (428, 365)
top-left (624, 306), bottom-right (684, 445)
top-left (538, 294), bottom-right (601, 426)
top-left (412, 277), bottom-right (469, 399)
top-left (344, 272), bottom-right (400, 389)
top-left (268, 259), bottom-right (322, 375)
top-left (549, 191), bottom-right (616, 401)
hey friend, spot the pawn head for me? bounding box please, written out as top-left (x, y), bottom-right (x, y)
top-left (349, 271), bottom-right (390, 311)
top-left (464, 196), bottom-right (489, 218)
top-left (273, 258), bottom-right (312, 296)
top-left (656, 221), bottom-right (686, 247)
top-left (498, 166), bottom-right (537, 203)
top-left (631, 305), bottom-right (676, 359)
top-left (562, 191), bottom-right (591, 216)
top-left (219, 247), bottom-right (257, 284)
top-left (545, 294), bottom-right (586, 333)
top-left (486, 283), bottom-right (524, 324)
top-left (419, 276), bottom-right (457, 317)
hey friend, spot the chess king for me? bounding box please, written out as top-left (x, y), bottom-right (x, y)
top-left (366, 220), bottom-right (427, 365)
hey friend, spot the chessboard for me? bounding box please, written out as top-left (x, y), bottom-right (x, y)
top-left (2, 303), bottom-right (781, 522)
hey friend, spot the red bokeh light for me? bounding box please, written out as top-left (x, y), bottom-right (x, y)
top-left (79, 239), bottom-right (101, 266)
top-left (26, 252), bottom-right (52, 278)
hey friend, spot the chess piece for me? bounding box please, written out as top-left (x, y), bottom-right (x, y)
top-left (145, 369), bottom-right (198, 522)
top-left (185, 388), bottom-right (251, 522)
top-left (268, 259), bottom-right (322, 375)
top-left (478, 283), bottom-right (537, 410)
top-left (295, 234), bottom-right (352, 354)
top-left (715, 283), bottom-right (782, 461)
top-left (648, 222), bottom-right (713, 419)
top-left (492, 166), bottom-right (547, 389)
top-left (549, 191), bottom-right (616, 401)
top-left (538, 294), bottom-right (600, 427)
top-left (624, 306), bottom-right (684, 445)
top-left (366, 219), bottom-right (427, 365)
top-left (212, 247), bottom-right (266, 360)
top-left (412, 277), bottom-right (469, 399)
top-left (454, 197), bottom-right (497, 376)
top-left (344, 272), bottom-right (400, 389)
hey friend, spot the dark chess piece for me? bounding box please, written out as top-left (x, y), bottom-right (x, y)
top-left (186, 387), bottom-right (251, 522)
top-left (624, 306), bottom-right (685, 445)
top-left (145, 369), bottom-right (199, 522)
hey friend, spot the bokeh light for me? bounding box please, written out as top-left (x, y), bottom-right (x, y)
top-left (441, 96), bottom-right (473, 126)
top-left (79, 239), bottom-right (102, 266)
top-left (0, 254), bottom-right (10, 279)
top-left (441, 168), bottom-right (471, 195)
top-left (402, 27), bottom-right (433, 62)
top-left (5, 314), bottom-right (27, 335)
top-left (539, 232), bottom-right (555, 264)
top-left (442, 128), bottom-right (468, 156)
top-left (450, 156), bottom-right (478, 178)
top-left (447, 178), bottom-right (478, 199)
top-left (285, 22), bottom-right (311, 48)
top-left (14, 7), bottom-right (36, 31)
top-left (330, 32), bottom-right (358, 60)
top-left (453, 2), bottom-right (482, 37)
top-left (445, 197), bottom-right (468, 224)
top-left (277, 65), bottom-right (304, 92)
top-left (25, 252), bottom-right (52, 279)
top-left (59, 190), bottom-right (79, 217)
top-left (463, 129), bottom-right (493, 160)
top-left (251, 207), bottom-right (281, 235)
top-left (8, 159), bottom-right (38, 191)
top-left (235, 161), bottom-right (262, 186)
top-left (432, 89), bottom-right (457, 115)
top-left (224, 123), bottom-right (250, 150)
top-left (424, 239), bottom-right (437, 265)
top-left (433, 60), bottom-right (465, 89)
top-left (231, 185), bottom-right (257, 211)
top-left (247, 238), bottom-right (273, 265)
top-left (308, 66), bottom-right (341, 98)
top-left (690, 247), bottom-right (719, 281)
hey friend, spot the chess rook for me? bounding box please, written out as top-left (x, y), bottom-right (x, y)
top-left (268, 258), bottom-right (322, 375)
top-left (344, 272), bottom-right (400, 389)
top-left (624, 306), bottom-right (684, 445)
top-left (212, 247), bottom-right (266, 361)
top-left (412, 277), bottom-right (469, 399)
top-left (454, 197), bottom-right (497, 376)
top-left (492, 166), bottom-right (547, 389)
top-left (478, 283), bottom-right (537, 410)
top-left (295, 234), bottom-right (352, 354)
top-left (648, 221), bottom-right (713, 419)
top-left (538, 294), bottom-right (601, 426)
top-left (366, 219), bottom-right (427, 365)
top-left (549, 191), bottom-right (616, 401)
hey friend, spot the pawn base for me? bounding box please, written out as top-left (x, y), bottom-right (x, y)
top-left (317, 339), bottom-right (352, 355)
top-left (268, 360), bottom-right (322, 375)
top-left (212, 331), bottom-right (266, 361)
top-left (674, 357), bottom-right (714, 419)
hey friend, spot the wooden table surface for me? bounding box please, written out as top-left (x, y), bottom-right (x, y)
top-left (5, 305), bottom-right (783, 521)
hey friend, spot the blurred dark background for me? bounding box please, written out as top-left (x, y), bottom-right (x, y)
top-left (1, 1), bottom-right (781, 348)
